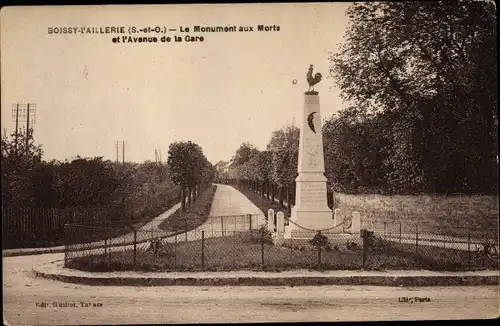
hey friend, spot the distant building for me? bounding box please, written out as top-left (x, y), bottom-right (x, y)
top-left (215, 159), bottom-right (237, 179)
top-left (214, 160), bottom-right (229, 172)
top-left (222, 160), bottom-right (237, 173)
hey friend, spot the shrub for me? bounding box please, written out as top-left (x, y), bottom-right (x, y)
top-left (310, 232), bottom-right (329, 248)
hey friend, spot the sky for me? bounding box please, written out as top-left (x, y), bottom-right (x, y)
top-left (1, 3), bottom-right (352, 165)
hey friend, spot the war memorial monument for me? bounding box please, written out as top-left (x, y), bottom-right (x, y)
top-left (283, 65), bottom-right (340, 239)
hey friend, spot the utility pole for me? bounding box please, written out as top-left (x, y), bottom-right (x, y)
top-left (158, 149), bottom-right (163, 181)
top-left (11, 104), bottom-right (19, 154)
top-left (25, 103), bottom-right (30, 153)
top-left (116, 140), bottom-right (126, 164)
top-left (12, 103), bottom-right (36, 155)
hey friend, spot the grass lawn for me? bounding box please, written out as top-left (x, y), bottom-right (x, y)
top-left (66, 231), bottom-right (360, 272)
top-left (66, 229), bottom-right (498, 272)
top-left (367, 236), bottom-right (498, 271)
top-left (334, 193), bottom-right (499, 236)
top-left (158, 185), bottom-right (217, 232)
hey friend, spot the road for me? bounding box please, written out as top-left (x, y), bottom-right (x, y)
top-left (196, 183), bottom-right (266, 234)
top-left (3, 254), bottom-right (499, 324)
top-left (67, 184), bottom-right (267, 256)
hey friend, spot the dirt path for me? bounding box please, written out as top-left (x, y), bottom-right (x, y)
top-left (195, 184), bottom-right (266, 232)
top-left (69, 184), bottom-right (267, 254)
top-left (3, 254), bottom-right (499, 324)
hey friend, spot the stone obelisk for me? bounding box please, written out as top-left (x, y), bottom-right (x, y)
top-left (283, 65), bottom-right (335, 239)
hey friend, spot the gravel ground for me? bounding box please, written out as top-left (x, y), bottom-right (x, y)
top-left (3, 253), bottom-right (499, 324)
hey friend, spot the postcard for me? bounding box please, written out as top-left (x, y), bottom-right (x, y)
top-left (2, 3), bottom-right (498, 324)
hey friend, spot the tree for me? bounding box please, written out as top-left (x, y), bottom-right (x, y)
top-left (235, 160), bottom-right (252, 188)
top-left (323, 108), bottom-right (389, 194)
top-left (267, 125), bottom-right (299, 211)
top-left (167, 141), bottom-right (209, 211)
top-left (329, 1), bottom-right (497, 194)
top-left (233, 142), bottom-right (260, 167)
top-left (1, 129), bottom-right (44, 206)
top-left (242, 152), bottom-right (271, 195)
top-left (200, 159), bottom-right (216, 191)
top-left (255, 150), bottom-right (273, 198)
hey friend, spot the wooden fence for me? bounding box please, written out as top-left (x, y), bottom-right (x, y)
top-left (2, 188), bottom-right (182, 248)
top-left (2, 206), bottom-right (101, 237)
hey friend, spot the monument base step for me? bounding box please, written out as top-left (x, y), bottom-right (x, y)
top-left (276, 231), bottom-right (361, 249)
top-left (282, 227), bottom-right (345, 240)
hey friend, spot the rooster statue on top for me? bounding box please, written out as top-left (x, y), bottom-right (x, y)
top-left (306, 64), bottom-right (322, 93)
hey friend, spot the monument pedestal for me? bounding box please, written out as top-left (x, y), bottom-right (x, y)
top-left (284, 92), bottom-right (338, 239)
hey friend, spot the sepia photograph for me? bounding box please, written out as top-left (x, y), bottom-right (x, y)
top-left (1, 2), bottom-right (498, 324)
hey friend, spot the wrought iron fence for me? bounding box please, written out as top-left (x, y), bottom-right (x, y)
top-left (64, 225), bottom-right (363, 271)
top-left (363, 220), bottom-right (498, 239)
top-left (365, 229), bottom-right (499, 270)
top-left (64, 213), bottom-right (266, 268)
top-left (64, 221), bottom-right (498, 272)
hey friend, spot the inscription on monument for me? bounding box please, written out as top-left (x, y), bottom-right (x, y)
top-left (300, 182), bottom-right (326, 208)
top-left (305, 137), bottom-right (321, 169)
top-left (305, 138), bottom-right (320, 154)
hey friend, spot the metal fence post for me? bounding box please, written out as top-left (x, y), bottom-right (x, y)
top-left (399, 222), bottom-right (402, 243)
top-left (174, 235), bottom-right (177, 267)
top-left (103, 217), bottom-right (108, 264)
top-left (232, 231), bottom-right (236, 268)
top-left (261, 230), bottom-right (265, 267)
top-left (104, 226), bottom-right (111, 264)
top-left (108, 234), bottom-right (112, 264)
top-left (467, 232), bottom-right (471, 264)
top-left (221, 217), bottom-right (224, 236)
top-left (133, 229), bottom-right (137, 269)
top-left (362, 229), bottom-right (368, 269)
top-left (201, 231), bottom-right (205, 270)
top-left (63, 224), bottom-right (69, 267)
top-left (104, 236), bottom-right (108, 262)
top-left (317, 232), bottom-right (322, 270)
top-left (415, 225), bottom-right (419, 256)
